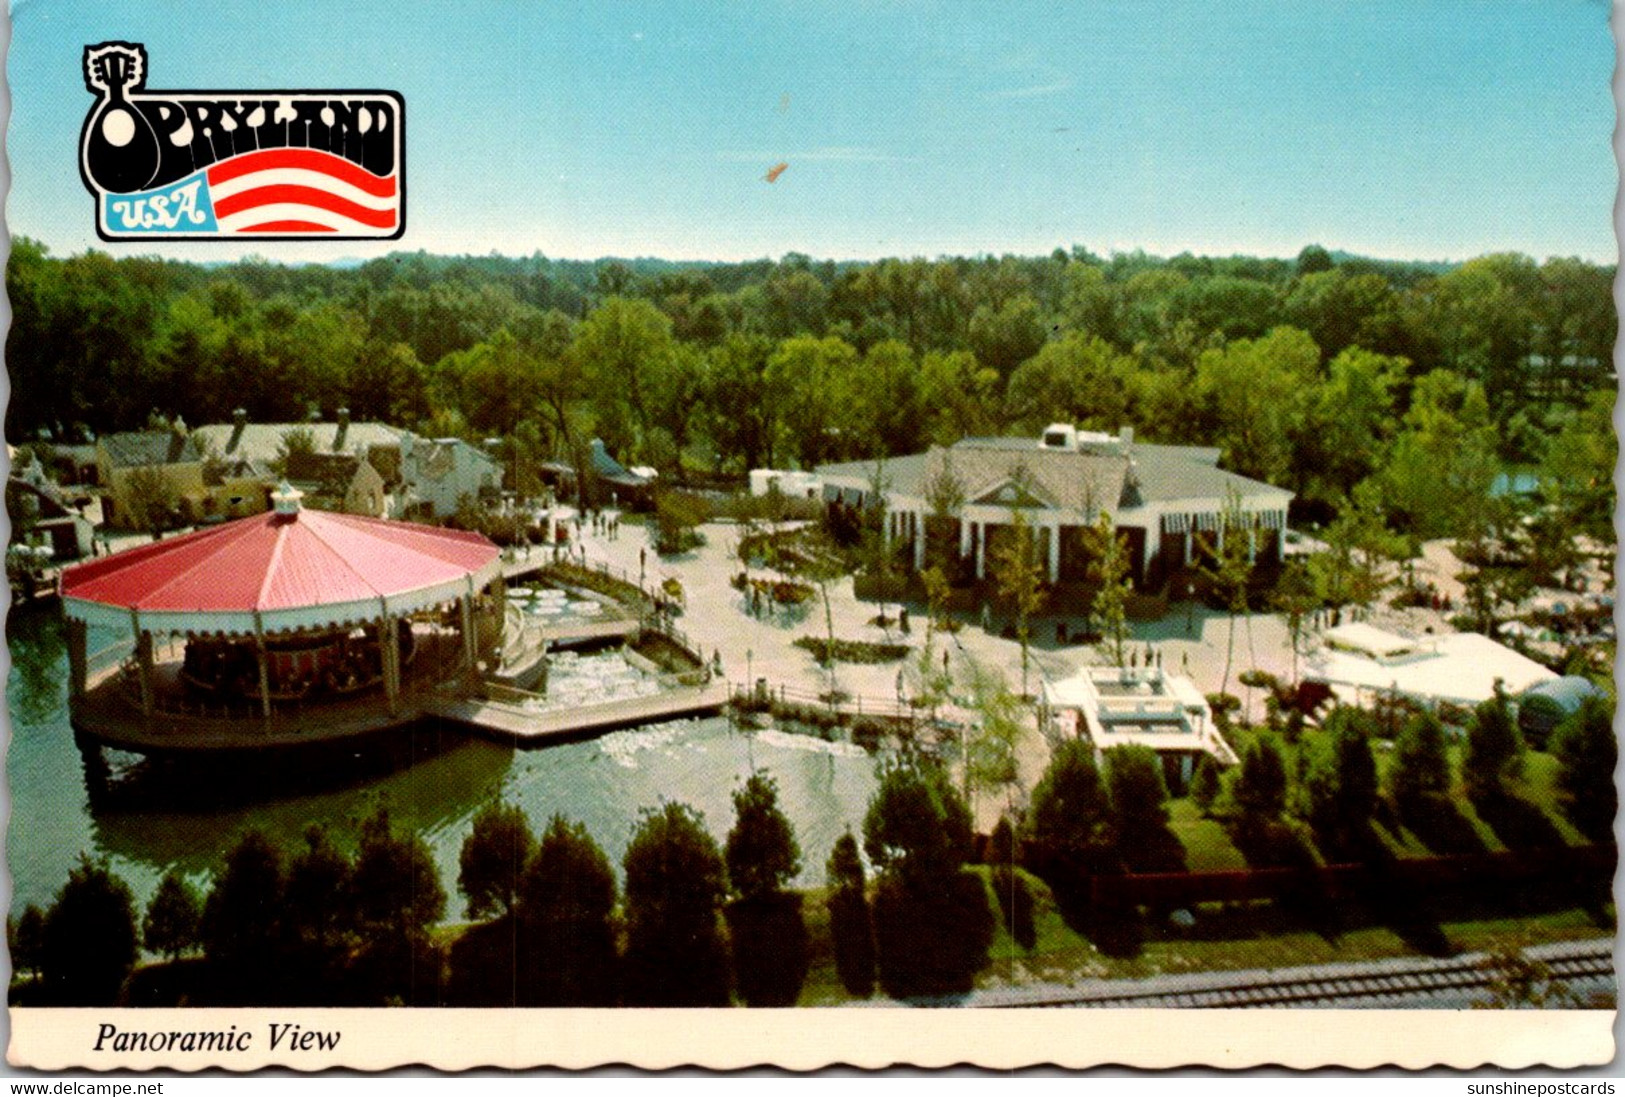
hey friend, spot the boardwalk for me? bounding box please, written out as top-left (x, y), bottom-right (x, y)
top-left (427, 679), bottom-right (731, 746)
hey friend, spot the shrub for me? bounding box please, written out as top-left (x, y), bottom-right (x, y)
top-left (793, 636), bottom-right (909, 665)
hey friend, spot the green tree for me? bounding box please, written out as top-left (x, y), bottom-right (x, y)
top-left (283, 824), bottom-right (355, 955)
top-left (1389, 709), bottom-right (1452, 811)
top-left (1378, 369), bottom-right (1499, 540)
top-left (724, 775), bottom-right (809, 1006)
top-left (991, 503), bottom-right (1046, 697)
top-left (1234, 733), bottom-right (1289, 823)
top-left (1106, 745), bottom-right (1183, 873)
top-left (1201, 487), bottom-right (1255, 698)
top-left (1463, 686), bottom-right (1524, 802)
top-left (200, 830), bottom-right (285, 997)
top-left (1003, 332), bottom-right (1133, 431)
top-left (569, 297), bottom-right (679, 456)
top-left (458, 801), bottom-right (537, 921)
top-left (1302, 708), bottom-right (1379, 850)
top-left (351, 807), bottom-right (446, 934)
top-left (622, 802), bottom-right (731, 1006)
top-left (515, 815), bottom-right (621, 1007)
top-left (1022, 739), bottom-right (1116, 908)
top-left (10, 903), bottom-right (47, 982)
top-left (1083, 510), bottom-right (1134, 667)
top-left (1271, 558), bottom-right (1319, 686)
top-left (1194, 327), bottom-right (1319, 487)
top-left (824, 832), bottom-right (876, 998)
top-left (863, 762), bottom-right (993, 999)
top-left (142, 870), bottom-right (203, 963)
top-left (725, 773), bottom-right (802, 900)
top-left (1189, 755), bottom-right (1223, 816)
top-left (763, 334), bottom-right (861, 466)
top-left (863, 759), bottom-right (977, 886)
top-left (41, 856), bottom-right (139, 1005)
top-left (1551, 693), bottom-right (1617, 844)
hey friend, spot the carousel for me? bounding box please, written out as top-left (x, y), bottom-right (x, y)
top-left (60, 484), bottom-right (505, 753)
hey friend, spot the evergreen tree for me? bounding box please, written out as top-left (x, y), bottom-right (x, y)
top-left (142, 869), bottom-right (202, 963)
top-left (41, 856), bottom-right (139, 1005)
top-left (1551, 693), bottom-right (1617, 843)
top-left (10, 903), bottom-right (47, 982)
top-left (200, 830), bottom-right (285, 1000)
top-left (1234, 733), bottom-right (1289, 822)
top-left (863, 761), bottom-right (993, 999)
top-left (1106, 745), bottom-right (1184, 873)
top-left (724, 773), bottom-right (802, 900)
top-left (1302, 709), bottom-right (1379, 851)
top-left (724, 775), bottom-right (809, 1006)
top-left (622, 802), bottom-right (731, 1006)
top-left (824, 832), bottom-right (876, 998)
top-left (1464, 686), bottom-right (1524, 802)
top-left (283, 824), bottom-right (355, 953)
top-left (1022, 739), bottom-right (1117, 895)
top-left (1189, 755), bottom-right (1223, 816)
top-left (458, 800), bottom-right (537, 921)
top-left (351, 807), bottom-right (446, 934)
top-left (1389, 709), bottom-right (1452, 812)
top-left (514, 815), bottom-right (621, 1006)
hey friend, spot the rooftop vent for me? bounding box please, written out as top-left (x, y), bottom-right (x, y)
top-left (1039, 423), bottom-right (1077, 451)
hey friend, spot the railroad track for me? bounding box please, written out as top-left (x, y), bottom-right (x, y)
top-left (980, 940), bottom-right (1616, 1009)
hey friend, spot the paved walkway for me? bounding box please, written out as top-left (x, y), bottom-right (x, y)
top-left (564, 513), bottom-right (1317, 827)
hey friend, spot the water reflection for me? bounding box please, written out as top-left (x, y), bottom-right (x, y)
top-left (9, 605), bottom-right (880, 920)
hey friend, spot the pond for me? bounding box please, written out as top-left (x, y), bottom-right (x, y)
top-left (6, 606), bottom-right (880, 922)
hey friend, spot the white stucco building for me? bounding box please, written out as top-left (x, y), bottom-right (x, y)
top-left (817, 424), bottom-right (1293, 588)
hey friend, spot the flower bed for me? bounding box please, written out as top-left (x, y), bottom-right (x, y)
top-left (793, 637), bottom-right (910, 666)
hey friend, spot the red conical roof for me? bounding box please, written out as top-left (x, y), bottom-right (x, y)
top-left (62, 506), bottom-right (500, 633)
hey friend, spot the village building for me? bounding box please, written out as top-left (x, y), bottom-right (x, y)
top-left (1043, 664), bottom-right (1238, 787)
top-left (816, 424), bottom-right (1294, 588)
top-left (192, 408), bottom-right (503, 521)
top-left (1301, 621), bottom-right (1557, 710)
top-left (95, 428), bottom-right (206, 530)
top-left (284, 451), bottom-right (389, 517)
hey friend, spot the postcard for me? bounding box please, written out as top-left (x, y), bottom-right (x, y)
top-left (4, 0), bottom-right (1617, 1073)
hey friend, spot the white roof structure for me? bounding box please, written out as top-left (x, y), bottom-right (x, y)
top-left (1044, 665), bottom-right (1238, 765)
top-left (1304, 625), bottom-right (1557, 708)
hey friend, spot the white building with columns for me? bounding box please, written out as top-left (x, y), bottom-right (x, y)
top-left (816, 424), bottom-right (1294, 588)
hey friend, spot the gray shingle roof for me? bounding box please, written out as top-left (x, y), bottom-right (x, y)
top-left (191, 421), bottom-right (407, 464)
top-left (99, 431), bottom-right (202, 469)
top-left (819, 436), bottom-right (1288, 513)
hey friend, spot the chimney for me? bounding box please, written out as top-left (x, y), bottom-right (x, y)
top-left (335, 407), bottom-right (351, 452)
top-left (229, 408), bottom-right (247, 453)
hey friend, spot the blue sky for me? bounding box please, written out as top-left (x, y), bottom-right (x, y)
top-left (6, 0), bottom-right (1617, 263)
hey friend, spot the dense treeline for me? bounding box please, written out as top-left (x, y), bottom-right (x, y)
top-left (8, 241), bottom-right (1614, 531)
